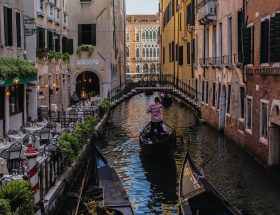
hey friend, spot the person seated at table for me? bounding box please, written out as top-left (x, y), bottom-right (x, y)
top-left (147, 97), bottom-right (164, 138)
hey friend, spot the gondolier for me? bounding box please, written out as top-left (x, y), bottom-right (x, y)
top-left (147, 97), bottom-right (163, 137)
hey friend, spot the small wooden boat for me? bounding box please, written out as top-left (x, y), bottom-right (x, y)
top-left (179, 152), bottom-right (243, 215)
top-left (93, 143), bottom-right (134, 215)
top-left (139, 122), bottom-right (176, 157)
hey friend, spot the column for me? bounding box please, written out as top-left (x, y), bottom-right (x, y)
top-left (4, 87), bottom-right (9, 134)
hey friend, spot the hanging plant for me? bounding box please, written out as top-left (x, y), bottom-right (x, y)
top-left (55, 52), bottom-right (63, 60)
top-left (76, 45), bottom-right (95, 58)
top-left (48, 50), bottom-right (56, 60)
top-left (0, 57), bottom-right (37, 78)
top-left (62, 53), bottom-right (70, 62)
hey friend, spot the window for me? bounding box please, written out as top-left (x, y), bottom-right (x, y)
top-left (246, 97), bottom-right (253, 130)
top-left (212, 82), bottom-right (216, 107)
top-left (187, 42), bottom-right (190, 64)
top-left (153, 31), bottom-right (156, 41)
top-left (135, 29), bottom-right (140, 42)
top-left (16, 12), bottom-right (21, 48)
top-left (126, 65), bottom-right (130, 73)
top-left (78, 24), bottom-right (96, 46)
top-left (244, 25), bottom-right (254, 64)
top-left (142, 47), bottom-right (145, 57)
top-left (80, 0), bottom-right (92, 2)
top-left (55, 34), bottom-right (60, 52)
top-left (260, 19), bottom-right (269, 63)
top-left (169, 43), bottom-right (172, 62)
top-left (260, 101), bottom-right (268, 139)
top-left (217, 83), bottom-right (221, 109)
top-left (227, 85), bottom-right (231, 113)
top-left (219, 22), bottom-right (223, 58)
top-left (126, 46), bottom-right (129, 57)
top-left (157, 47), bottom-right (160, 58)
top-left (240, 87), bottom-right (245, 118)
top-left (212, 25), bottom-right (217, 58)
top-left (142, 31), bottom-right (145, 41)
top-left (205, 81), bottom-right (209, 104)
top-left (37, 27), bottom-right (45, 49)
top-left (179, 46), bottom-right (183, 65)
top-left (228, 17), bottom-right (232, 60)
top-left (47, 31), bottom-right (53, 50)
top-left (179, 13), bottom-right (182, 31)
top-left (202, 80), bottom-right (205, 102)
top-left (205, 28), bottom-right (209, 59)
top-left (237, 10), bottom-right (244, 57)
top-left (9, 85), bottom-right (24, 115)
top-left (4, 6), bottom-right (13, 46)
top-left (176, 44), bottom-right (179, 61)
top-left (136, 47), bottom-right (140, 58)
top-left (62, 36), bottom-right (68, 53)
top-left (172, 41), bottom-right (175, 61)
top-left (270, 13), bottom-right (280, 63)
top-left (153, 48), bottom-right (156, 58)
top-left (0, 88), bottom-right (4, 120)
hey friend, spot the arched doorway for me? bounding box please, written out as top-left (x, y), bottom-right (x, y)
top-left (76, 71), bottom-right (100, 99)
top-left (219, 85), bottom-right (226, 131)
top-left (150, 63), bottom-right (156, 73)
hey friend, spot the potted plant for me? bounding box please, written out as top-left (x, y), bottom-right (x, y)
top-left (36, 48), bottom-right (48, 59)
top-left (48, 50), bottom-right (56, 61)
top-left (76, 45), bottom-right (95, 58)
top-left (55, 52), bottom-right (63, 61)
top-left (62, 53), bottom-right (70, 62)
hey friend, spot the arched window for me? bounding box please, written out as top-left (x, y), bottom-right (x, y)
top-left (143, 64), bottom-right (148, 73)
top-left (157, 48), bottom-right (160, 57)
top-left (149, 48), bottom-right (153, 58)
top-left (146, 31), bottom-right (149, 40)
top-left (142, 31), bottom-right (145, 40)
top-left (142, 48), bottom-right (146, 57)
top-left (149, 31), bottom-right (152, 40)
top-left (126, 46), bottom-right (129, 57)
top-left (153, 48), bottom-right (156, 57)
top-left (126, 65), bottom-right (130, 73)
top-left (146, 48), bottom-right (149, 58)
top-left (136, 48), bottom-right (140, 57)
top-left (136, 65), bottom-right (140, 72)
top-left (153, 31), bottom-right (156, 40)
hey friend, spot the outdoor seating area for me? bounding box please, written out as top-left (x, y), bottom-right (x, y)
top-left (0, 97), bottom-right (102, 190)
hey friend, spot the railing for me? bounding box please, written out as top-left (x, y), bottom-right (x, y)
top-left (38, 148), bottom-right (63, 198)
top-left (108, 74), bottom-right (200, 110)
top-left (223, 55), bottom-right (232, 67)
top-left (199, 58), bottom-right (210, 66)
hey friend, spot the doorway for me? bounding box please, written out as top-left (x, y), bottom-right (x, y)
top-left (76, 71), bottom-right (100, 99)
top-left (269, 124), bottom-right (280, 168)
top-left (219, 85), bottom-right (226, 131)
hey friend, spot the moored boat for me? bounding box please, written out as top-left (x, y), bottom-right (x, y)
top-left (139, 122), bottom-right (176, 157)
top-left (160, 93), bottom-right (173, 107)
top-left (179, 152), bottom-right (243, 215)
top-left (93, 143), bottom-right (134, 215)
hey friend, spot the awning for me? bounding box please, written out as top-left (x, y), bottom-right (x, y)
top-left (0, 73), bottom-right (37, 87)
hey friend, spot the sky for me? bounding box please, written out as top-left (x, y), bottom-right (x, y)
top-left (126, 0), bottom-right (159, 15)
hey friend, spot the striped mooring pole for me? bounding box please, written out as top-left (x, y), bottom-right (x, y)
top-left (24, 146), bottom-right (41, 215)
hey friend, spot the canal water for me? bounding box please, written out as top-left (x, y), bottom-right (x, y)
top-left (99, 93), bottom-right (280, 215)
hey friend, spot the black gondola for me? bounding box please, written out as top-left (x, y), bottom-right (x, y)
top-left (160, 93), bottom-right (173, 107)
top-left (93, 143), bottom-right (134, 215)
top-left (179, 152), bottom-right (243, 215)
top-left (139, 122), bottom-right (176, 157)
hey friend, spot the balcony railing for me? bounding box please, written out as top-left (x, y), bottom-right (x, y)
top-left (223, 55), bottom-right (232, 68)
top-left (234, 53), bottom-right (243, 67)
top-left (196, 0), bottom-right (217, 24)
top-left (209, 57), bottom-right (222, 67)
top-left (199, 58), bottom-right (210, 67)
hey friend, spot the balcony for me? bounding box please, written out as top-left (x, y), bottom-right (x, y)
top-left (234, 53), bottom-right (243, 67)
top-left (223, 55), bottom-right (232, 68)
top-left (196, 0), bottom-right (217, 24)
top-left (209, 57), bottom-right (222, 68)
top-left (199, 58), bottom-right (210, 67)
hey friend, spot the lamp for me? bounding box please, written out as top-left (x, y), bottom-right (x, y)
top-left (101, 67), bottom-right (104, 73)
top-left (13, 77), bottom-right (20, 85)
top-left (45, 84), bottom-right (49, 88)
top-left (36, 84), bottom-right (40, 90)
top-left (76, 67), bottom-right (80, 73)
top-left (6, 89), bottom-right (10, 96)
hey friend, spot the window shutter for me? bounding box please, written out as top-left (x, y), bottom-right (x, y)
top-left (91, 24), bottom-right (96, 46)
top-left (4, 7), bottom-right (9, 46)
top-left (260, 20), bottom-right (269, 63)
top-left (270, 16), bottom-right (276, 62)
top-left (179, 46), bottom-right (183, 65)
top-left (237, 10), bottom-right (243, 55)
top-left (275, 13), bottom-right (280, 62)
top-left (243, 27), bottom-right (251, 64)
top-left (67, 39), bottom-right (74, 54)
top-left (78, 24), bottom-right (82, 46)
top-left (187, 42), bottom-right (191, 64)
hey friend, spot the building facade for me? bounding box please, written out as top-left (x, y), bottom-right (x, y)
top-left (160, 0), bottom-right (194, 84)
top-left (243, 0), bottom-right (280, 167)
top-left (68, 0), bottom-right (126, 99)
top-left (24, 0), bottom-right (72, 117)
top-left (0, 0), bottom-right (37, 138)
top-left (126, 14), bottom-right (160, 78)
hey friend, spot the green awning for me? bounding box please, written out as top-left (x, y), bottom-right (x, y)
top-left (0, 73), bottom-right (37, 86)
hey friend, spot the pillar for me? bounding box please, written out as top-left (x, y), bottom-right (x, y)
top-left (24, 146), bottom-right (41, 215)
top-left (4, 87), bottom-right (9, 134)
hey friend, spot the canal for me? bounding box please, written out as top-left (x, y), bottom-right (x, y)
top-left (99, 93), bottom-right (280, 215)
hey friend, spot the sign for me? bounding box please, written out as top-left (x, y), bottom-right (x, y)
top-left (25, 28), bottom-right (38, 36)
top-left (77, 59), bottom-right (99, 66)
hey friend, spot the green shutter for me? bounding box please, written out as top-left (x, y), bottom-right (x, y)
top-left (275, 13), bottom-right (280, 62)
top-left (270, 16), bottom-right (276, 62)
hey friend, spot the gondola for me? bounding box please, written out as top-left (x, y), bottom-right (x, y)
top-left (144, 90), bottom-right (154, 96)
top-left (179, 152), bottom-right (243, 215)
top-left (160, 93), bottom-right (173, 107)
top-left (93, 143), bottom-right (134, 215)
top-left (139, 122), bottom-right (176, 157)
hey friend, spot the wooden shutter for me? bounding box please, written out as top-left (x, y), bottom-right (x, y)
top-left (92, 24), bottom-right (96, 46)
top-left (47, 31), bottom-right (53, 50)
top-left (78, 24), bottom-right (82, 46)
top-left (237, 10), bottom-right (243, 55)
top-left (260, 20), bottom-right (269, 63)
top-left (270, 16), bottom-right (276, 62)
top-left (275, 13), bottom-right (280, 62)
top-left (67, 39), bottom-right (74, 54)
top-left (179, 46), bottom-right (183, 65)
top-left (176, 44), bottom-right (179, 61)
top-left (243, 27), bottom-right (251, 64)
top-left (16, 12), bottom-right (21, 48)
top-left (187, 42), bottom-right (191, 64)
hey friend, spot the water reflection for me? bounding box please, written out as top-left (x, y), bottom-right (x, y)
top-left (101, 94), bottom-right (280, 215)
